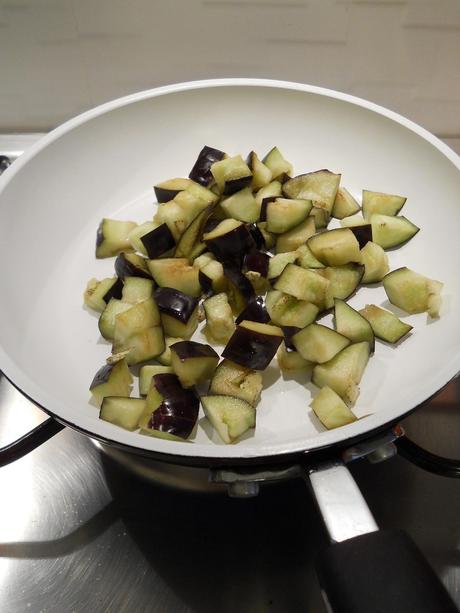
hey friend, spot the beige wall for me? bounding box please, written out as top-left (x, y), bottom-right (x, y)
top-left (0, 0), bottom-right (459, 135)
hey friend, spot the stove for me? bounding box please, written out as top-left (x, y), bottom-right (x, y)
top-left (1, 136), bottom-right (459, 613)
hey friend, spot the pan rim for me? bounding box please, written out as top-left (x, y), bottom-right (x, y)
top-left (0, 78), bottom-right (459, 461)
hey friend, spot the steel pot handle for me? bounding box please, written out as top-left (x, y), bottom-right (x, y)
top-left (0, 416), bottom-right (64, 467)
top-left (309, 462), bottom-right (458, 613)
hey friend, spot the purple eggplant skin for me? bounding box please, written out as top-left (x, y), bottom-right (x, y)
top-left (222, 325), bottom-right (283, 370)
top-left (147, 373), bottom-right (199, 439)
top-left (170, 340), bottom-right (219, 361)
top-left (205, 224), bottom-right (256, 267)
top-left (350, 224), bottom-right (373, 249)
top-left (154, 187), bottom-right (181, 204)
top-left (203, 216), bottom-right (221, 235)
top-left (140, 224), bottom-right (175, 259)
top-left (102, 277), bottom-right (123, 304)
top-left (282, 326), bottom-right (302, 352)
top-left (244, 250), bottom-right (270, 278)
top-left (246, 223), bottom-right (266, 250)
top-left (235, 297), bottom-right (270, 325)
top-left (189, 145), bottom-right (226, 186)
top-left (198, 269), bottom-right (213, 297)
top-left (90, 363), bottom-right (114, 389)
top-left (259, 197), bottom-right (277, 222)
top-left (154, 287), bottom-right (198, 324)
top-left (223, 265), bottom-right (255, 303)
top-left (223, 175), bottom-right (252, 196)
top-left (114, 252), bottom-right (152, 280)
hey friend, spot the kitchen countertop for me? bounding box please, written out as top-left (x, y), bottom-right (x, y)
top-left (0, 138), bottom-right (459, 613)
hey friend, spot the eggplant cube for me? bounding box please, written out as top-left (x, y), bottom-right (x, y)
top-left (201, 395), bottom-right (256, 444)
top-left (89, 359), bottom-right (133, 407)
top-left (170, 341), bottom-right (219, 388)
top-left (100, 397), bottom-right (146, 431)
top-left (154, 287), bottom-right (199, 339)
top-left (222, 320), bottom-right (283, 370)
top-left (209, 359), bottom-right (262, 407)
top-left (96, 219), bottom-right (137, 258)
top-left (310, 387), bottom-right (357, 430)
top-left (383, 267), bottom-right (443, 318)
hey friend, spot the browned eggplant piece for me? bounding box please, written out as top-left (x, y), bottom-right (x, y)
top-left (189, 146), bottom-right (226, 186)
top-left (170, 341), bottom-right (219, 388)
top-left (243, 250), bottom-right (270, 278)
top-left (154, 287), bottom-right (198, 324)
top-left (140, 223), bottom-right (175, 259)
top-left (114, 252), bottom-right (152, 280)
top-left (349, 224), bottom-right (373, 249)
top-left (174, 204), bottom-right (215, 260)
top-left (211, 155), bottom-right (253, 196)
top-left (282, 326), bottom-right (302, 352)
top-left (222, 320), bottom-right (283, 370)
top-left (89, 359), bottom-right (133, 407)
top-left (84, 277), bottom-right (123, 312)
top-left (139, 373), bottom-right (199, 439)
top-left (203, 219), bottom-right (256, 267)
top-left (154, 178), bottom-right (194, 203)
top-left (235, 297), bottom-right (270, 325)
top-left (246, 223), bottom-right (266, 250)
top-left (223, 265), bottom-right (255, 314)
top-left (96, 219), bottom-right (137, 259)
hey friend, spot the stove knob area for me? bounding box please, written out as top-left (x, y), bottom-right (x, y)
top-left (0, 155), bottom-right (11, 175)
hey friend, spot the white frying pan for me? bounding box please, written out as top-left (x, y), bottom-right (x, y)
top-left (0, 80), bottom-right (459, 612)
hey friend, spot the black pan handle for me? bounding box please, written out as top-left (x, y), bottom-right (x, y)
top-left (0, 416), bottom-right (65, 467)
top-left (317, 529), bottom-right (458, 613)
top-left (397, 435), bottom-right (460, 478)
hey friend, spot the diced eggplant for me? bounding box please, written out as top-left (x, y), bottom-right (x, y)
top-left (115, 252), bottom-right (152, 280)
top-left (139, 223), bottom-right (176, 259)
top-left (383, 267), bottom-right (443, 318)
top-left (139, 373), bottom-right (200, 439)
top-left (113, 325), bottom-right (165, 366)
top-left (128, 222), bottom-right (160, 256)
top-left (157, 188), bottom-right (216, 242)
top-left (243, 251), bottom-right (270, 278)
top-left (154, 287), bottom-right (199, 339)
top-left (189, 146), bottom-right (226, 186)
top-left (274, 264), bottom-right (332, 310)
top-left (174, 204), bottom-right (215, 260)
top-left (277, 343), bottom-right (312, 372)
top-left (362, 190), bottom-right (406, 219)
top-left (332, 188), bottom-right (360, 220)
top-left (312, 341), bottom-right (370, 405)
top-left (246, 151), bottom-right (272, 190)
top-left (209, 359), bottom-right (262, 407)
top-left (266, 198), bottom-right (312, 234)
top-left (307, 228), bottom-right (361, 267)
top-left (112, 297), bottom-right (161, 341)
top-left (98, 298), bottom-right (132, 341)
top-left (360, 241), bottom-right (389, 283)
top-left (220, 188), bottom-right (260, 223)
top-left (246, 223), bottom-right (266, 250)
top-left (282, 170), bottom-right (341, 214)
top-left (262, 147), bottom-right (293, 180)
top-left (170, 341), bottom-right (219, 388)
top-left (282, 325), bottom-right (301, 351)
top-left (148, 258), bottom-right (201, 297)
top-left (89, 359), bottom-right (132, 407)
top-left (154, 177), bottom-right (195, 202)
top-left (276, 216), bottom-right (316, 254)
top-left (256, 222), bottom-right (276, 250)
top-left (211, 155), bottom-right (252, 195)
top-left (139, 364), bottom-right (174, 396)
top-left (199, 260), bottom-right (227, 295)
top-left (235, 296), bottom-right (270, 325)
top-left (267, 252), bottom-right (298, 280)
top-left (157, 337), bottom-right (182, 366)
top-left (265, 290), bottom-right (319, 328)
top-left (310, 387), bottom-right (357, 429)
top-left (334, 298), bottom-right (375, 353)
top-left (349, 224), bottom-right (372, 249)
top-left (100, 397), bottom-right (146, 431)
top-left (296, 244), bottom-right (325, 269)
top-left (359, 304), bottom-right (412, 343)
top-left (292, 323), bottom-right (350, 364)
top-left (84, 277), bottom-right (123, 312)
top-left (203, 219), bottom-right (256, 267)
top-left (201, 395), bottom-right (256, 444)
top-left (255, 180), bottom-right (282, 207)
top-left (244, 271), bottom-right (270, 296)
top-left (370, 214), bottom-right (420, 249)
top-left (223, 265), bottom-right (255, 314)
top-left (203, 292), bottom-right (235, 344)
top-left (222, 320), bottom-right (283, 370)
top-left (96, 219), bottom-right (137, 258)
top-left (317, 264), bottom-right (364, 301)
top-left (121, 277), bottom-right (154, 303)
top-left (340, 213), bottom-right (367, 228)
top-left (309, 206), bottom-right (330, 229)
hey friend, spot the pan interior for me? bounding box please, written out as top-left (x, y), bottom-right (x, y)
top-left (0, 81), bottom-right (459, 460)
